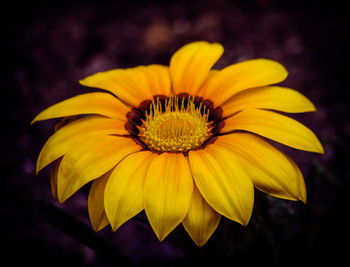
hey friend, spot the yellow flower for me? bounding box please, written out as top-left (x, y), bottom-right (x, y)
top-left (32, 41), bottom-right (324, 246)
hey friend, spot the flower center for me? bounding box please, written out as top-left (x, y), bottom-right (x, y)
top-left (139, 96), bottom-right (212, 152)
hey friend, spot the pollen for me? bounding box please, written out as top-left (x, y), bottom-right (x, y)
top-left (139, 96), bottom-right (212, 152)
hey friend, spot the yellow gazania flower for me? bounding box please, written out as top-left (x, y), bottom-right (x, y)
top-left (32, 41), bottom-right (324, 246)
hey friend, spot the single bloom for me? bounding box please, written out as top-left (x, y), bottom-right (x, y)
top-left (32, 41), bottom-right (324, 246)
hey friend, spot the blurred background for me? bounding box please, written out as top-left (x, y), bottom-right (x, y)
top-left (3, 0), bottom-right (350, 266)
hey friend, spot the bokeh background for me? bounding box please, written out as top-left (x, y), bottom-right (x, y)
top-left (3, 0), bottom-right (350, 266)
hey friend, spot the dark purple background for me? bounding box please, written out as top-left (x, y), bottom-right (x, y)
top-left (3, 0), bottom-right (350, 266)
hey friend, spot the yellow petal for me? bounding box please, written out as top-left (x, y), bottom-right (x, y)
top-left (188, 146), bottom-right (254, 226)
top-left (144, 153), bottom-right (193, 241)
top-left (88, 171), bottom-right (111, 232)
top-left (170, 41), bottom-right (223, 95)
top-left (104, 151), bottom-right (157, 231)
top-left (202, 59), bottom-right (288, 106)
top-left (31, 92), bottom-right (129, 124)
top-left (136, 65), bottom-right (172, 97)
top-left (221, 86), bottom-right (316, 117)
top-left (50, 158), bottom-right (61, 200)
top-left (57, 135), bottom-right (140, 203)
top-left (216, 133), bottom-right (307, 203)
top-left (79, 65), bottom-right (171, 107)
top-left (37, 115), bottom-right (129, 174)
top-left (197, 70), bottom-right (219, 95)
top-left (182, 184), bottom-right (221, 247)
top-left (222, 109), bottom-right (324, 153)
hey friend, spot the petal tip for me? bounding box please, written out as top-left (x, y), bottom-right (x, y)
top-left (79, 77), bottom-right (94, 87)
top-left (300, 197), bottom-right (307, 205)
top-left (35, 161), bottom-right (42, 176)
top-left (319, 143), bottom-right (325, 154)
top-left (194, 239), bottom-right (207, 247)
top-left (148, 222), bottom-right (173, 242)
top-left (78, 78), bottom-right (87, 86)
top-left (31, 113), bottom-right (43, 125)
top-left (57, 190), bottom-right (70, 205)
top-left (58, 196), bottom-right (66, 205)
top-left (314, 140), bottom-right (325, 154)
top-left (261, 58), bottom-right (289, 82)
top-left (299, 188), bottom-right (307, 204)
top-left (241, 219), bottom-right (250, 227)
top-left (302, 96), bottom-right (317, 113)
top-left (108, 219), bottom-right (125, 232)
top-left (310, 102), bottom-right (317, 112)
top-left (147, 220), bottom-right (174, 243)
top-left (91, 225), bottom-right (100, 232)
top-left (280, 65), bottom-right (288, 80)
top-left (212, 42), bottom-right (224, 52)
top-left (91, 220), bottom-right (109, 232)
top-left (297, 187), bottom-right (307, 204)
top-left (237, 212), bottom-right (252, 227)
top-left (270, 59), bottom-right (288, 78)
top-left (110, 224), bottom-right (119, 232)
top-left (156, 233), bottom-right (167, 242)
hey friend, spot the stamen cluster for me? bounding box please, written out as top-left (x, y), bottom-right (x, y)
top-left (139, 96), bottom-right (212, 152)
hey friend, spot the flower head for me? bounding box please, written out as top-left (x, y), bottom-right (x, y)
top-left (32, 41), bottom-right (324, 246)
